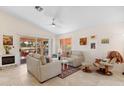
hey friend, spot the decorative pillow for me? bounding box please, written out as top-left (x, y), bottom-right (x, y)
top-left (28, 53), bottom-right (33, 57)
top-left (67, 51), bottom-right (72, 57)
top-left (46, 57), bottom-right (51, 63)
top-left (40, 56), bottom-right (47, 65)
top-left (66, 58), bottom-right (73, 62)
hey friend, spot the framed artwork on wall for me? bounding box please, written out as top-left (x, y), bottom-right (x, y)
top-left (91, 43), bottom-right (96, 49)
top-left (101, 38), bottom-right (109, 44)
top-left (91, 35), bottom-right (96, 39)
top-left (80, 37), bottom-right (87, 45)
top-left (3, 35), bottom-right (13, 45)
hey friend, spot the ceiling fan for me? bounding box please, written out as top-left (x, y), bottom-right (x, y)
top-left (51, 18), bottom-right (56, 27)
top-left (49, 17), bottom-right (64, 28)
top-left (35, 6), bottom-right (63, 28)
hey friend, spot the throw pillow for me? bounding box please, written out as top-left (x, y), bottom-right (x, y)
top-left (40, 56), bottom-right (47, 65)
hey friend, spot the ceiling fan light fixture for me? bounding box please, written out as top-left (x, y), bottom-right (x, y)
top-left (52, 24), bottom-right (56, 27)
top-left (51, 18), bottom-right (56, 27)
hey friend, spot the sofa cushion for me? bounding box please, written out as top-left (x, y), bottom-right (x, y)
top-left (71, 55), bottom-right (79, 59)
top-left (32, 53), bottom-right (48, 65)
top-left (66, 58), bottom-right (73, 62)
top-left (32, 53), bottom-right (41, 59)
top-left (68, 55), bottom-right (79, 63)
top-left (72, 51), bottom-right (84, 56)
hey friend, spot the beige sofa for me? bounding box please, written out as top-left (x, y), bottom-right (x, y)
top-left (26, 54), bottom-right (61, 83)
top-left (66, 51), bottom-right (84, 67)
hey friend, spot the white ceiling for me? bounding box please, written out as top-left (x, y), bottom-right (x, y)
top-left (0, 6), bottom-right (124, 34)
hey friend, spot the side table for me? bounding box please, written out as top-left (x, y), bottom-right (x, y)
top-left (61, 59), bottom-right (69, 71)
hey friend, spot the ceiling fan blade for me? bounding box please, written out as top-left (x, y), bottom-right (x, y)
top-left (53, 7), bottom-right (66, 26)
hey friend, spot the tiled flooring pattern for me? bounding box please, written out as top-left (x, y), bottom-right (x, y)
top-left (0, 64), bottom-right (124, 86)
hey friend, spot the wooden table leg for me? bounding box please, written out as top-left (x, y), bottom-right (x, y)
top-left (105, 65), bottom-right (112, 75)
top-left (82, 66), bottom-right (92, 73)
top-left (65, 64), bottom-right (68, 70)
top-left (105, 65), bottom-right (108, 74)
top-left (122, 72), bottom-right (124, 75)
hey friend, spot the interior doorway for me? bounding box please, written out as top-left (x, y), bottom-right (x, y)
top-left (19, 36), bottom-right (49, 64)
top-left (20, 36), bottom-right (36, 64)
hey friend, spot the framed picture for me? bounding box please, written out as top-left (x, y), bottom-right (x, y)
top-left (101, 38), bottom-right (109, 44)
top-left (91, 35), bottom-right (96, 39)
top-left (91, 43), bottom-right (96, 49)
top-left (80, 37), bottom-right (87, 45)
top-left (3, 35), bottom-right (13, 45)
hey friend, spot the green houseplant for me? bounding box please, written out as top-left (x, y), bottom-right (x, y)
top-left (3, 45), bottom-right (12, 54)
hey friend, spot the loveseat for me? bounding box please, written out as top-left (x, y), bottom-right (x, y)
top-left (26, 54), bottom-right (61, 83)
top-left (65, 51), bottom-right (84, 67)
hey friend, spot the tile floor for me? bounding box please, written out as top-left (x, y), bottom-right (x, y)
top-left (0, 64), bottom-right (124, 86)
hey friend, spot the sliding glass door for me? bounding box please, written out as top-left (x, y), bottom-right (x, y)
top-left (60, 38), bottom-right (72, 57)
top-left (19, 36), bottom-right (49, 64)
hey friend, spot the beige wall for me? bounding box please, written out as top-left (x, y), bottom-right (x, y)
top-left (57, 23), bottom-right (124, 58)
top-left (0, 10), bottom-right (56, 65)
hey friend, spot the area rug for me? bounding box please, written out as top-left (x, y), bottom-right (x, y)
top-left (58, 66), bottom-right (80, 79)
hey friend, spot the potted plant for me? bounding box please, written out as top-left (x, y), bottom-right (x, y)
top-left (3, 45), bottom-right (12, 54)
